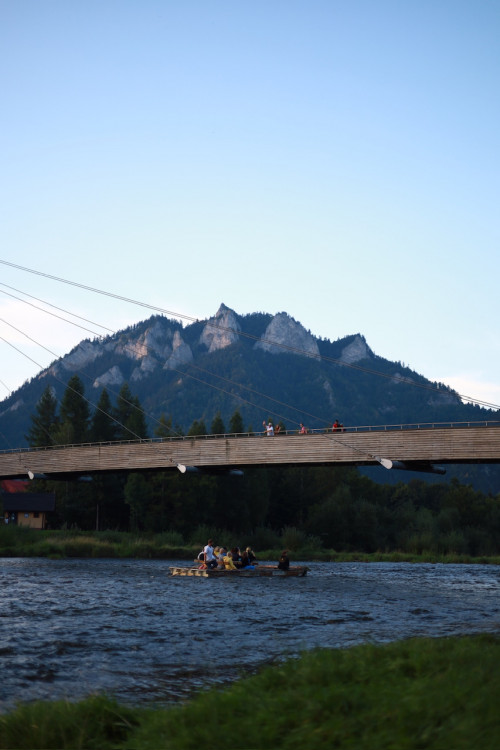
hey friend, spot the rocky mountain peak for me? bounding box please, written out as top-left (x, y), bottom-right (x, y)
top-left (164, 330), bottom-right (193, 370)
top-left (199, 303), bottom-right (241, 353)
top-left (254, 312), bottom-right (320, 357)
top-left (340, 335), bottom-right (372, 364)
top-left (115, 319), bottom-right (173, 361)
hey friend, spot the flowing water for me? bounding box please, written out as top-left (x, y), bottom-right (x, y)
top-left (1, 558), bottom-right (499, 712)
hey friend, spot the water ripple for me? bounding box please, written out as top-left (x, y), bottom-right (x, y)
top-left (0, 558), bottom-right (498, 711)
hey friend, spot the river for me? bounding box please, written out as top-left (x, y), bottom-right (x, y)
top-left (0, 558), bottom-right (499, 712)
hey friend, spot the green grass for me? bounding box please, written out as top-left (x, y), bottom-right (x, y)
top-left (0, 527), bottom-right (197, 560)
top-left (0, 695), bottom-right (138, 750)
top-left (1, 635), bottom-right (499, 749)
top-left (1, 527), bottom-right (500, 564)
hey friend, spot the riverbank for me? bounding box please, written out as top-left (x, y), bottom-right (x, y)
top-left (1, 526), bottom-right (500, 564)
top-left (1, 634), bottom-right (499, 749)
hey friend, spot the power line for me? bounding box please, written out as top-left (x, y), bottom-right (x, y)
top-left (0, 328), bottom-right (380, 463)
top-left (0, 308), bottom-right (305, 439)
top-left (0, 284), bottom-right (348, 430)
top-left (0, 295), bottom-right (471, 467)
top-left (177, 360), bottom-right (331, 428)
top-left (1, 258), bottom-right (499, 411)
top-left (0, 283), bottom-right (115, 334)
top-left (0, 332), bottom-right (147, 444)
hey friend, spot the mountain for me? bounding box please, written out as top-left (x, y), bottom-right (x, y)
top-left (0, 303), bottom-right (496, 489)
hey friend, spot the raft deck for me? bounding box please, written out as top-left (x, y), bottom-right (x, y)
top-left (169, 564), bottom-right (309, 577)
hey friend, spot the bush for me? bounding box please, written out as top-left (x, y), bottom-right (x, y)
top-left (280, 526), bottom-right (306, 551)
top-left (242, 526), bottom-right (280, 551)
top-left (187, 525), bottom-right (227, 547)
top-left (439, 530), bottom-right (468, 555)
top-left (155, 530), bottom-right (185, 546)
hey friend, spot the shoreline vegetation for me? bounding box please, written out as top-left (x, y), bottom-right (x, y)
top-left (1, 527), bottom-right (500, 565)
top-left (1, 634), bottom-right (499, 749)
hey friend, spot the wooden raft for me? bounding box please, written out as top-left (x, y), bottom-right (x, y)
top-left (169, 565), bottom-right (309, 578)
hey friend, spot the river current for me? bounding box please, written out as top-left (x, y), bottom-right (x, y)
top-left (1, 558), bottom-right (499, 712)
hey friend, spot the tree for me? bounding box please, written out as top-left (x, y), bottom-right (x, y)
top-left (114, 383), bottom-right (148, 441)
top-left (55, 375), bottom-right (90, 444)
top-left (229, 409), bottom-right (244, 434)
top-left (211, 411), bottom-right (225, 435)
top-left (188, 419), bottom-right (207, 436)
top-left (88, 389), bottom-right (127, 530)
top-left (89, 388), bottom-right (117, 443)
top-left (124, 473), bottom-right (153, 531)
top-left (155, 414), bottom-right (175, 438)
top-left (26, 386), bottom-right (59, 447)
top-left (126, 399), bottom-right (149, 440)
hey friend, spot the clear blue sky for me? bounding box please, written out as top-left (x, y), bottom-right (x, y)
top-left (1, 0), bottom-right (499, 409)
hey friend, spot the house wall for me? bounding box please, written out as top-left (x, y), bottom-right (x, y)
top-left (13, 511), bottom-right (46, 529)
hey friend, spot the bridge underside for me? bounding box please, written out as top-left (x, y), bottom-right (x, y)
top-left (1, 426), bottom-right (500, 481)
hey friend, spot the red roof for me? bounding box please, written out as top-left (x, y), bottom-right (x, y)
top-left (0, 479), bottom-right (30, 494)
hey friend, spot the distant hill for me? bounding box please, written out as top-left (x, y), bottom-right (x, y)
top-left (1, 303), bottom-right (497, 490)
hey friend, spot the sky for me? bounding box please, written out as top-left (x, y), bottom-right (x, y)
top-left (1, 0), bottom-right (499, 410)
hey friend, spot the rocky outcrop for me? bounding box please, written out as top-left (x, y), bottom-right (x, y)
top-left (61, 340), bottom-right (103, 371)
top-left (131, 356), bottom-right (159, 381)
top-left (0, 398), bottom-right (23, 418)
top-left (322, 379), bottom-right (336, 408)
top-left (340, 335), bottom-right (371, 364)
top-left (391, 372), bottom-right (414, 385)
top-left (254, 312), bottom-right (320, 357)
top-left (114, 320), bottom-right (173, 361)
top-left (93, 366), bottom-right (125, 389)
top-left (199, 304), bottom-right (241, 353)
top-left (164, 331), bottom-right (193, 370)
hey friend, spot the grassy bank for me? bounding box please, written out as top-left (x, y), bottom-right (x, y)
top-left (1, 635), bottom-right (499, 749)
top-left (0, 527), bottom-right (193, 560)
top-left (1, 526), bottom-right (500, 564)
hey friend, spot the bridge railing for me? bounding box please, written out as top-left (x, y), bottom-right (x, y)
top-left (1, 420), bottom-right (499, 455)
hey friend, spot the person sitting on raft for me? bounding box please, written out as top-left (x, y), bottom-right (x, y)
top-left (231, 547), bottom-right (242, 568)
top-left (223, 551), bottom-right (237, 570)
top-left (240, 549), bottom-right (255, 569)
top-left (217, 547), bottom-right (227, 569)
top-left (245, 546), bottom-right (258, 564)
top-left (277, 550), bottom-right (290, 570)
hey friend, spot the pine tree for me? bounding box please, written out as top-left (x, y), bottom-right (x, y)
top-left (229, 408), bottom-right (244, 435)
top-left (26, 386), bottom-right (59, 447)
top-left (155, 414), bottom-right (174, 438)
top-left (90, 388), bottom-right (117, 443)
top-left (124, 473), bottom-right (153, 531)
top-left (55, 375), bottom-right (90, 444)
top-left (126, 398), bottom-right (148, 440)
top-left (211, 411), bottom-right (225, 435)
top-left (188, 419), bottom-right (207, 436)
top-left (114, 383), bottom-right (149, 440)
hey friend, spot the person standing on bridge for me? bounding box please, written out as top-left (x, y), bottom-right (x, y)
top-left (263, 420), bottom-right (274, 436)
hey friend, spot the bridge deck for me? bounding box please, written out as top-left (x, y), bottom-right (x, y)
top-left (1, 422), bottom-right (500, 480)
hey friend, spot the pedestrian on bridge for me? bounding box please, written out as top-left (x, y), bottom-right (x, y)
top-left (263, 420), bottom-right (274, 436)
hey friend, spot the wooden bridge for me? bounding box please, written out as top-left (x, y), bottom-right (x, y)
top-left (1, 421), bottom-right (500, 481)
